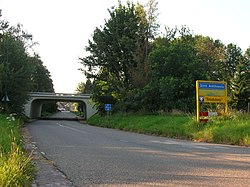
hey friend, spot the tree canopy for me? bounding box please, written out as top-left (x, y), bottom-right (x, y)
top-left (2, 1), bottom-right (248, 115)
top-left (80, 1), bottom-right (151, 112)
top-left (0, 15), bottom-right (54, 114)
top-left (79, 0), bottom-right (249, 113)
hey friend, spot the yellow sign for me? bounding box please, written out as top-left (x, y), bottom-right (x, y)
top-left (196, 80), bottom-right (228, 122)
top-left (199, 89), bottom-right (226, 97)
top-left (204, 96), bottom-right (226, 103)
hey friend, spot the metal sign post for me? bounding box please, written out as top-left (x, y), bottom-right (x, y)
top-left (104, 104), bottom-right (112, 126)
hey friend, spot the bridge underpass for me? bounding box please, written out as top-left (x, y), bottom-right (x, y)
top-left (24, 92), bottom-right (97, 120)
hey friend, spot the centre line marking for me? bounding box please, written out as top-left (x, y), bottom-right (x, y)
top-left (56, 123), bottom-right (89, 134)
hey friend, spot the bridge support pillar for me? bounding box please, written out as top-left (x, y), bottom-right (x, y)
top-left (86, 101), bottom-right (97, 119)
top-left (30, 100), bottom-right (43, 118)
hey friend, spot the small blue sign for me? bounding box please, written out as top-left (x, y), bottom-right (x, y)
top-left (105, 104), bottom-right (112, 111)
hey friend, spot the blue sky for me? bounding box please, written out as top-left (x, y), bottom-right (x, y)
top-left (1, 0), bottom-right (249, 93)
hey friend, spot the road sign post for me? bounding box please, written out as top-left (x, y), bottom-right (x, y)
top-left (196, 80), bottom-right (228, 122)
top-left (105, 104), bottom-right (112, 126)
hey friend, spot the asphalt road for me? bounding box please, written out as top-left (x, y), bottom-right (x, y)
top-left (27, 112), bottom-right (250, 187)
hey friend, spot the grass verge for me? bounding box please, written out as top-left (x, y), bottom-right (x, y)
top-left (88, 112), bottom-right (250, 146)
top-left (0, 114), bottom-right (34, 186)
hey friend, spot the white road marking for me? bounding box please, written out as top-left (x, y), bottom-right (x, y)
top-left (182, 145), bottom-right (209, 150)
top-left (56, 123), bottom-right (89, 134)
top-left (150, 140), bottom-right (180, 145)
top-left (150, 140), bottom-right (209, 150)
top-left (211, 146), bottom-right (229, 149)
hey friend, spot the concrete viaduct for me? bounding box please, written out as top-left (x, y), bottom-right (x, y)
top-left (24, 92), bottom-right (97, 119)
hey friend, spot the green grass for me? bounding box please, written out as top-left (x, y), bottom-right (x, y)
top-left (193, 113), bottom-right (250, 145)
top-left (88, 112), bottom-right (250, 146)
top-left (0, 114), bottom-right (34, 186)
top-left (0, 114), bottom-right (22, 154)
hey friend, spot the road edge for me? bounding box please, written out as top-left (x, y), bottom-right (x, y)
top-left (22, 125), bottom-right (75, 187)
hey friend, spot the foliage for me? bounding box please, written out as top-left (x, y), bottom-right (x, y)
top-left (79, 1), bottom-right (249, 114)
top-left (76, 78), bottom-right (93, 94)
top-left (88, 113), bottom-right (250, 146)
top-left (0, 143), bottom-right (34, 186)
top-left (75, 79), bottom-right (94, 115)
top-left (0, 114), bottom-right (21, 154)
top-left (80, 1), bottom-right (151, 112)
top-left (191, 112), bottom-right (250, 145)
top-left (76, 82), bottom-right (86, 94)
top-left (30, 54), bottom-right (54, 92)
top-left (0, 15), bottom-right (55, 115)
top-left (145, 0), bottom-right (160, 40)
top-left (29, 54), bottom-right (56, 115)
top-left (0, 33), bottom-right (33, 114)
top-left (148, 27), bottom-right (203, 112)
top-left (194, 35), bottom-right (226, 80)
top-left (81, 2), bottom-right (141, 86)
top-left (0, 114), bottom-right (34, 186)
top-left (88, 113), bottom-right (191, 138)
top-left (230, 47), bottom-right (250, 111)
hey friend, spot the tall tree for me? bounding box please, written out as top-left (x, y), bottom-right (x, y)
top-left (230, 47), bottom-right (250, 111)
top-left (29, 54), bottom-right (56, 115)
top-left (0, 32), bottom-right (33, 114)
top-left (222, 44), bottom-right (243, 88)
top-left (1, 14), bottom-right (54, 114)
top-left (30, 54), bottom-right (54, 92)
top-left (128, 0), bottom-right (159, 89)
top-left (194, 35), bottom-right (226, 80)
top-left (76, 79), bottom-right (93, 94)
top-left (145, 0), bottom-right (160, 41)
top-left (147, 26), bottom-right (206, 112)
top-left (219, 44), bottom-right (245, 109)
top-left (84, 79), bottom-right (93, 94)
top-left (76, 82), bottom-right (85, 94)
top-left (80, 1), bottom-right (149, 111)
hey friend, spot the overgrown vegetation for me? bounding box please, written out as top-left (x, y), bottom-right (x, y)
top-left (0, 114), bottom-right (34, 186)
top-left (79, 0), bottom-right (250, 114)
top-left (79, 0), bottom-right (249, 147)
top-left (88, 112), bottom-right (250, 146)
top-left (0, 9), bottom-right (56, 186)
top-left (0, 16), bottom-right (56, 115)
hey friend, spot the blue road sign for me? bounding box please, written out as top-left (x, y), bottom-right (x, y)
top-left (198, 82), bottom-right (225, 90)
top-left (105, 104), bottom-right (112, 111)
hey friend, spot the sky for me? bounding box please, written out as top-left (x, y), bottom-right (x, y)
top-left (0, 0), bottom-right (250, 93)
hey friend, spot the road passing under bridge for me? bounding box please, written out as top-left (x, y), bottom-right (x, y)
top-left (24, 92), bottom-right (97, 119)
top-left (27, 112), bottom-right (250, 187)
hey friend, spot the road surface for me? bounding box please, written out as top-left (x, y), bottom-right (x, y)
top-left (27, 112), bottom-right (250, 186)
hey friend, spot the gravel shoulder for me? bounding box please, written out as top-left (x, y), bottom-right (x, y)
top-left (22, 125), bottom-right (75, 187)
